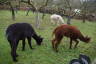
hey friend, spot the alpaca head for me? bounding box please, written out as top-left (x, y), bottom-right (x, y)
top-left (84, 36), bottom-right (91, 43)
top-left (36, 36), bottom-right (43, 45)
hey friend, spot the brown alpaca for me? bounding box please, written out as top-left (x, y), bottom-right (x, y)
top-left (52, 24), bottom-right (90, 52)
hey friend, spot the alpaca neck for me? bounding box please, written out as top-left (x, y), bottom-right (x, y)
top-left (79, 35), bottom-right (86, 42)
top-left (33, 34), bottom-right (39, 41)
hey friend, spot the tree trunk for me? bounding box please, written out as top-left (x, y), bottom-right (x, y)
top-left (9, 2), bottom-right (15, 20)
top-left (67, 16), bottom-right (71, 25)
top-left (82, 14), bottom-right (86, 23)
top-left (35, 11), bottom-right (41, 28)
top-left (11, 8), bottom-right (15, 20)
top-left (42, 13), bottom-right (45, 19)
top-left (26, 8), bottom-right (30, 16)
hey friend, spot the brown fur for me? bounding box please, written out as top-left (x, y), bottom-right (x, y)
top-left (52, 24), bottom-right (90, 52)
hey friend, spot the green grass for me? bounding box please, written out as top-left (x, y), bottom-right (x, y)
top-left (0, 10), bottom-right (96, 64)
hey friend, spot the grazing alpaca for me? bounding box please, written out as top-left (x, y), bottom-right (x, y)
top-left (52, 24), bottom-right (90, 52)
top-left (6, 23), bottom-right (43, 62)
top-left (50, 14), bottom-right (65, 25)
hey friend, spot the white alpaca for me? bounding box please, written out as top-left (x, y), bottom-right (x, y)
top-left (50, 14), bottom-right (65, 25)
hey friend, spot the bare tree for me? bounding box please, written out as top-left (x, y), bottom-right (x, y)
top-left (9, 2), bottom-right (15, 20)
top-left (21, 0), bottom-right (49, 28)
top-left (64, 0), bottom-right (73, 25)
top-left (80, 0), bottom-right (89, 23)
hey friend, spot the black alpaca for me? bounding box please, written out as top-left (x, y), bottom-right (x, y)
top-left (6, 23), bottom-right (43, 62)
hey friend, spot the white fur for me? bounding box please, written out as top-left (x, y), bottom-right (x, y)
top-left (50, 14), bottom-right (65, 25)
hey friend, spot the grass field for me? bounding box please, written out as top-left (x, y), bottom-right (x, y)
top-left (0, 10), bottom-right (96, 64)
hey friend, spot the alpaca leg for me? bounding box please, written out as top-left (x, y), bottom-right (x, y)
top-left (54, 37), bottom-right (62, 52)
top-left (11, 40), bottom-right (18, 62)
top-left (54, 41), bottom-right (58, 52)
top-left (22, 38), bottom-right (25, 51)
top-left (51, 20), bottom-right (55, 25)
top-left (54, 41), bottom-right (60, 52)
top-left (8, 39), bottom-right (12, 50)
top-left (27, 37), bottom-right (34, 49)
top-left (15, 41), bottom-right (19, 57)
top-left (69, 38), bottom-right (73, 49)
top-left (57, 21), bottom-right (60, 26)
top-left (8, 40), bottom-right (18, 58)
top-left (11, 46), bottom-right (17, 62)
top-left (52, 38), bottom-right (56, 49)
top-left (74, 40), bottom-right (79, 48)
top-left (58, 20), bottom-right (62, 25)
top-left (54, 21), bottom-right (57, 25)
top-left (59, 21), bottom-right (61, 25)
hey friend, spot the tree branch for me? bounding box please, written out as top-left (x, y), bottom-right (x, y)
top-left (39, 0), bottom-right (49, 9)
top-left (21, 0), bottom-right (37, 11)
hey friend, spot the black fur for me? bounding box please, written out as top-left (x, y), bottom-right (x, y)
top-left (6, 23), bottom-right (43, 62)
